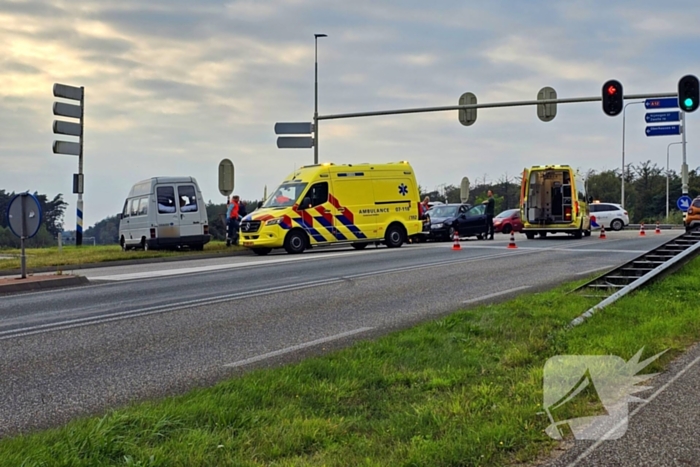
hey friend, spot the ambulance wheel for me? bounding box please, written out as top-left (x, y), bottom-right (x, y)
top-left (252, 248), bottom-right (271, 256)
top-left (385, 224), bottom-right (405, 248)
top-left (284, 230), bottom-right (307, 254)
top-left (525, 232), bottom-right (535, 240)
top-left (352, 243), bottom-right (368, 250)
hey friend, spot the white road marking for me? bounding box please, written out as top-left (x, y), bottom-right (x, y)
top-left (575, 266), bottom-right (614, 276)
top-left (566, 352), bottom-right (700, 467)
top-left (462, 286), bottom-right (532, 304)
top-left (87, 244), bottom-right (449, 281)
top-left (223, 327), bottom-right (374, 368)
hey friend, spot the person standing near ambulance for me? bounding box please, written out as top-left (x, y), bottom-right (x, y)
top-left (227, 195), bottom-right (247, 246)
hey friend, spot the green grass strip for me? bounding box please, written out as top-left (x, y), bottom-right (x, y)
top-left (0, 242), bottom-right (242, 271)
top-left (2, 259), bottom-right (700, 466)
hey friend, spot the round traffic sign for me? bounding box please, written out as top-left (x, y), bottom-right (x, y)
top-left (6, 193), bottom-right (43, 239)
top-left (677, 195), bottom-right (693, 211)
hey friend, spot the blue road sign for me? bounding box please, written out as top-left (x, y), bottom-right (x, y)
top-left (645, 98), bottom-right (678, 109)
top-left (645, 111), bottom-right (680, 123)
top-left (645, 125), bottom-right (681, 137)
top-left (677, 195), bottom-right (693, 211)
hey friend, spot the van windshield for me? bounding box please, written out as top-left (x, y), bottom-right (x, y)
top-left (263, 182), bottom-right (308, 208)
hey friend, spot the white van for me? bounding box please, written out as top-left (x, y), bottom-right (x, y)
top-left (118, 177), bottom-right (210, 251)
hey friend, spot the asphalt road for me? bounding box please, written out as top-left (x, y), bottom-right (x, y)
top-left (0, 231), bottom-right (676, 438)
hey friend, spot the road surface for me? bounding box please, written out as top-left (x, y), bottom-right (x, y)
top-left (0, 231), bottom-right (675, 437)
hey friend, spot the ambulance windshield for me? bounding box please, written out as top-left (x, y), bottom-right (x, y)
top-left (263, 182), bottom-right (308, 208)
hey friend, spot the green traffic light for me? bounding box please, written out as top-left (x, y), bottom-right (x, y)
top-left (684, 97), bottom-right (694, 108)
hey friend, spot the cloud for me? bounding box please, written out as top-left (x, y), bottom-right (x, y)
top-left (0, 0), bottom-right (696, 229)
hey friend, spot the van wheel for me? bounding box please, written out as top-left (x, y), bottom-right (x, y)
top-left (192, 244), bottom-right (204, 251)
top-left (574, 228), bottom-right (583, 239)
top-left (141, 238), bottom-right (149, 251)
top-left (252, 248), bottom-right (272, 256)
top-left (611, 219), bottom-right (624, 231)
top-left (120, 237), bottom-right (128, 252)
top-left (385, 224), bottom-right (405, 248)
top-left (539, 232), bottom-right (547, 238)
top-left (352, 243), bottom-right (368, 250)
top-left (284, 230), bottom-right (307, 254)
top-left (525, 232), bottom-right (535, 240)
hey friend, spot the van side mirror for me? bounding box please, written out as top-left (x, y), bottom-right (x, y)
top-left (257, 201), bottom-right (263, 209)
top-left (301, 197), bottom-right (311, 209)
top-left (588, 196), bottom-right (593, 203)
top-left (119, 213), bottom-right (123, 220)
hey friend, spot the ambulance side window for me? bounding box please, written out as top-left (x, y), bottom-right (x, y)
top-left (306, 182), bottom-right (329, 207)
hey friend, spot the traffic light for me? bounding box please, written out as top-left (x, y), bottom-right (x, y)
top-left (602, 80), bottom-right (623, 116)
top-left (678, 74), bottom-right (699, 113)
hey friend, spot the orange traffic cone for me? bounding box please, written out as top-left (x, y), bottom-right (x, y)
top-left (452, 230), bottom-right (461, 250)
top-left (655, 222), bottom-right (661, 234)
top-left (507, 231), bottom-right (517, 249)
top-left (600, 224), bottom-right (606, 239)
top-left (639, 222), bottom-right (646, 236)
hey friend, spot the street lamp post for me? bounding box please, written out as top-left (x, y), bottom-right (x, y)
top-left (314, 33), bottom-right (327, 165)
top-left (621, 100), bottom-right (645, 208)
top-left (667, 141), bottom-right (684, 219)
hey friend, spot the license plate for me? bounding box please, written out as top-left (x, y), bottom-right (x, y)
top-left (243, 242), bottom-right (254, 246)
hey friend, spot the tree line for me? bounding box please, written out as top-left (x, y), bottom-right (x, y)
top-left (3, 162), bottom-right (698, 248)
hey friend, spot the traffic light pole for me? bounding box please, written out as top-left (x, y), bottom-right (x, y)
top-left (682, 110), bottom-right (688, 195)
top-left (316, 92), bottom-right (678, 121)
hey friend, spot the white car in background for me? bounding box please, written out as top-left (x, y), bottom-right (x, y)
top-left (589, 202), bottom-right (629, 231)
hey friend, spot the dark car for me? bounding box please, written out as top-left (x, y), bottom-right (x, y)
top-left (493, 209), bottom-right (523, 234)
top-left (428, 203), bottom-right (489, 240)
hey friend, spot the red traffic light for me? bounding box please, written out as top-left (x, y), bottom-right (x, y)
top-left (602, 79), bottom-right (623, 116)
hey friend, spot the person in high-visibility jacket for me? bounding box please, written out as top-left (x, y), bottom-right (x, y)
top-left (227, 195), bottom-right (247, 246)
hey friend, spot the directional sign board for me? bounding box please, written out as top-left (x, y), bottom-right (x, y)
top-left (53, 141), bottom-right (81, 155)
top-left (274, 122), bottom-right (313, 135)
top-left (53, 102), bottom-right (82, 119)
top-left (277, 137), bottom-right (314, 149)
top-left (53, 83), bottom-right (83, 101)
top-left (645, 125), bottom-right (681, 137)
top-left (53, 120), bottom-right (82, 136)
top-left (218, 159), bottom-right (235, 197)
top-left (677, 195), bottom-right (692, 211)
top-left (645, 111), bottom-right (680, 123)
top-left (645, 98), bottom-right (678, 109)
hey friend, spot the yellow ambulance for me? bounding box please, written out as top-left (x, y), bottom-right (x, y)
top-left (239, 161), bottom-right (424, 255)
top-left (519, 165), bottom-right (592, 239)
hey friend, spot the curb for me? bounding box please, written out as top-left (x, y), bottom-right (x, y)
top-left (0, 249), bottom-right (253, 277)
top-left (0, 275), bottom-right (90, 295)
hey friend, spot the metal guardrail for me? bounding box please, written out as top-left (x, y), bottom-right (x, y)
top-left (569, 231), bottom-right (700, 327)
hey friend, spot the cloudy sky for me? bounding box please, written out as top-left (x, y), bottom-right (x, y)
top-left (1, 0), bottom-right (698, 230)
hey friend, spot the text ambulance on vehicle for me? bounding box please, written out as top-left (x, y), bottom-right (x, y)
top-left (238, 161), bottom-right (423, 255)
top-left (519, 164), bottom-right (592, 239)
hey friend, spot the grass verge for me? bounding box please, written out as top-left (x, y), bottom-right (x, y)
top-left (2, 259), bottom-right (700, 466)
top-left (0, 242), bottom-right (244, 271)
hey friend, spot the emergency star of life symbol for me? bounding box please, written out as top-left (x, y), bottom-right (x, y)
top-left (542, 348), bottom-right (666, 440)
top-left (398, 183), bottom-right (408, 196)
